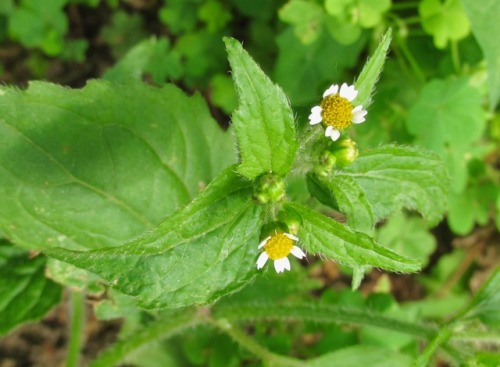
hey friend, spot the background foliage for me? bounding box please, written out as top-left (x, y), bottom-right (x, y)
top-left (0, 0), bottom-right (498, 366)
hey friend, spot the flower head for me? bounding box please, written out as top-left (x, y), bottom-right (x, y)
top-left (256, 232), bottom-right (306, 273)
top-left (308, 83), bottom-right (367, 141)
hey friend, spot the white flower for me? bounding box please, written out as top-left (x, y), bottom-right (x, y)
top-left (256, 232), bottom-right (306, 273)
top-left (308, 83), bottom-right (367, 141)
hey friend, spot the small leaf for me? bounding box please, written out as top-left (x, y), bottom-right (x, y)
top-left (0, 242), bottom-right (62, 335)
top-left (308, 173), bottom-right (375, 234)
top-left (278, 0), bottom-right (324, 44)
top-left (461, 0), bottom-right (500, 109)
top-left (354, 28), bottom-right (392, 108)
top-left (419, 0), bottom-right (470, 49)
top-left (47, 168), bottom-right (263, 310)
top-left (459, 268), bottom-right (500, 326)
top-left (284, 202), bottom-right (421, 273)
top-left (377, 213), bottom-right (437, 268)
top-left (104, 37), bottom-right (183, 84)
top-left (0, 81), bottom-right (234, 251)
top-left (331, 145), bottom-right (448, 227)
top-left (407, 78), bottom-right (485, 152)
top-left (224, 37), bottom-right (298, 179)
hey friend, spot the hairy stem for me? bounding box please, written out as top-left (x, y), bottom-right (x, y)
top-left (209, 318), bottom-right (307, 367)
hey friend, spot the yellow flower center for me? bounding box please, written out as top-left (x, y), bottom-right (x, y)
top-left (320, 94), bottom-right (353, 130)
top-left (264, 233), bottom-right (294, 260)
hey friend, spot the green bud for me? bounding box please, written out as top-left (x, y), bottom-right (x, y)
top-left (331, 138), bottom-right (358, 168)
top-left (314, 150), bottom-right (337, 177)
top-left (253, 173), bottom-right (286, 204)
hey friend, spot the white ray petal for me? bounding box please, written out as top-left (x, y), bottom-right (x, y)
top-left (284, 233), bottom-right (299, 241)
top-left (258, 236), bottom-right (271, 249)
top-left (323, 84), bottom-right (339, 98)
top-left (291, 246), bottom-right (306, 259)
top-left (256, 252), bottom-right (269, 269)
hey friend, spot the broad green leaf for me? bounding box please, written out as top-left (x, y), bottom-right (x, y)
top-left (419, 0), bottom-right (470, 49)
top-left (283, 202), bottom-right (421, 273)
top-left (377, 213), bottom-right (437, 268)
top-left (47, 168), bottom-right (263, 309)
top-left (0, 242), bottom-right (62, 335)
top-left (0, 81), bottom-right (234, 251)
top-left (333, 145), bottom-right (448, 226)
top-left (353, 28), bottom-right (392, 108)
top-left (104, 37), bottom-right (183, 84)
top-left (224, 37), bottom-right (298, 179)
top-left (309, 345), bottom-right (412, 367)
top-left (459, 268), bottom-right (500, 327)
top-left (461, 0), bottom-right (500, 109)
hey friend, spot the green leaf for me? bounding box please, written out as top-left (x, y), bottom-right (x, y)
top-left (8, 0), bottom-right (67, 56)
top-left (100, 10), bottom-right (147, 59)
top-left (406, 78), bottom-right (485, 192)
top-left (353, 28), bottom-right (392, 108)
top-left (104, 37), bottom-right (183, 84)
top-left (0, 81), bottom-right (234, 251)
top-left (419, 0), bottom-right (471, 49)
top-left (307, 173), bottom-right (375, 234)
top-left (224, 37), bottom-right (298, 179)
top-left (309, 345), bottom-right (413, 367)
top-left (377, 213), bottom-right (437, 268)
top-left (283, 202), bottom-right (421, 273)
top-left (461, 0), bottom-right (500, 109)
top-left (459, 268), bottom-right (500, 327)
top-left (0, 242), bottom-right (62, 335)
top-left (278, 0), bottom-right (324, 44)
top-left (358, 0), bottom-right (391, 28)
top-left (332, 145), bottom-right (448, 227)
top-left (47, 168), bottom-right (263, 309)
top-left (407, 78), bottom-right (484, 151)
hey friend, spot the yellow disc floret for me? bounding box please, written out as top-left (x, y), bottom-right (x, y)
top-left (263, 233), bottom-right (294, 260)
top-left (320, 94), bottom-right (354, 130)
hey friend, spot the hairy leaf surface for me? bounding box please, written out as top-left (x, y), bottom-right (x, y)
top-left (47, 168), bottom-right (262, 309)
top-left (224, 37), bottom-right (298, 179)
top-left (354, 28), bottom-right (392, 108)
top-left (284, 203), bottom-right (421, 273)
top-left (0, 81), bottom-right (234, 250)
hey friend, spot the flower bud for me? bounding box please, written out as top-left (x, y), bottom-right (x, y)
top-left (253, 173), bottom-right (286, 204)
top-left (331, 138), bottom-right (358, 168)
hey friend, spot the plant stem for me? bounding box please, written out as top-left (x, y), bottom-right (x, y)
top-left (67, 289), bottom-right (85, 367)
top-left (450, 40), bottom-right (461, 73)
top-left (414, 327), bottom-right (453, 367)
top-left (90, 308), bottom-right (202, 367)
top-left (209, 318), bottom-right (307, 367)
top-left (394, 35), bottom-right (426, 83)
